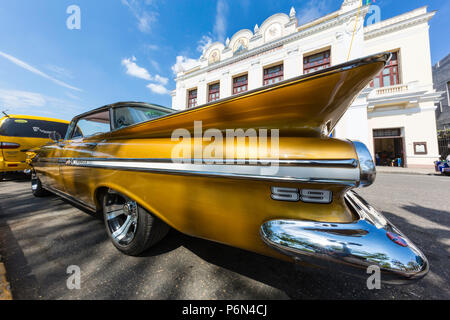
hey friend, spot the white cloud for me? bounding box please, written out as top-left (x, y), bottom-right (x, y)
top-left (0, 51), bottom-right (82, 92)
top-left (297, 0), bottom-right (330, 25)
top-left (65, 92), bottom-right (81, 101)
top-left (213, 0), bottom-right (228, 43)
top-left (122, 56), bottom-right (170, 95)
top-left (171, 56), bottom-right (199, 75)
top-left (0, 89), bottom-right (46, 109)
top-left (0, 88), bottom-right (84, 119)
top-left (46, 64), bottom-right (74, 79)
top-left (122, 56), bottom-right (168, 85)
top-left (189, 1), bottom-right (228, 59)
top-left (146, 44), bottom-right (159, 51)
top-left (197, 35), bottom-right (213, 54)
top-left (150, 59), bottom-right (160, 72)
top-left (122, 0), bottom-right (157, 33)
top-left (147, 83), bottom-right (170, 95)
top-left (122, 56), bottom-right (152, 80)
top-left (154, 74), bottom-right (168, 85)
top-left (137, 12), bottom-right (156, 32)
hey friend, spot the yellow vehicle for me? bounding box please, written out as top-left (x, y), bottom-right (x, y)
top-left (0, 114), bottom-right (70, 181)
top-left (30, 53), bottom-right (428, 283)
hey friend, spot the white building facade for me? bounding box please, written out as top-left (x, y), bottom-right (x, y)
top-left (171, 0), bottom-right (442, 168)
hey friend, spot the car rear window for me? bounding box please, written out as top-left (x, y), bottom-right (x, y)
top-left (0, 118), bottom-right (69, 139)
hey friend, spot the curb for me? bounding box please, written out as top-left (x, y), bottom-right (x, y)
top-left (0, 255), bottom-right (12, 300)
top-left (376, 170), bottom-right (438, 176)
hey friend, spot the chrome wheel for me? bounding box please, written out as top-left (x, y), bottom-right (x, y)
top-left (104, 191), bottom-right (138, 246)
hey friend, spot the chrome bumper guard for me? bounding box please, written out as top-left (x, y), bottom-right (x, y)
top-left (260, 191), bottom-right (429, 284)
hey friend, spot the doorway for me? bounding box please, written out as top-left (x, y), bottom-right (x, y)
top-left (373, 128), bottom-right (405, 167)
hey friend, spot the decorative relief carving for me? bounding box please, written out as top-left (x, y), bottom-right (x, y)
top-left (208, 49), bottom-right (221, 64)
top-left (233, 38), bottom-right (249, 54)
top-left (265, 23), bottom-right (282, 42)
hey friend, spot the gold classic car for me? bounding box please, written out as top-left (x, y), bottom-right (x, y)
top-left (0, 114), bottom-right (70, 181)
top-left (30, 53), bottom-right (428, 283)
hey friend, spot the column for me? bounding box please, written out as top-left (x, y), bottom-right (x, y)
top-left (248, 61), bottom-right (262, 91)
top-left (221, 71), bottom-right (232, 99)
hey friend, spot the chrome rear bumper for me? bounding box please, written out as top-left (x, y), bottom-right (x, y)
top-left (260, 191), bottom-right (429, 284)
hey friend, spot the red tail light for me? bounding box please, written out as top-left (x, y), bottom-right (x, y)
top-left (0, 142), bottom-right (20, 149)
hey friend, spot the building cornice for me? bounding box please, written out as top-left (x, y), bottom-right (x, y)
top-left (367, 105), bottom-right (438, 118)
top-left (367, 89), bottom-right (443, 109)
top-left (176, 6), bottom-right (367, 82)
top-left (364, 6), bottom-right (427, 32)
top-left (364, 10), bottom-right (436, 40)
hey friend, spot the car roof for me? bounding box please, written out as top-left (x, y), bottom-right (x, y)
top-left (73, 102), bottom-right (174, 121)
top-left (0, 115), bottom-right (70, 124)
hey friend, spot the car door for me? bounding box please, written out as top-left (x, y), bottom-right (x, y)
top-left (59, 109), bottom-right (112, 206)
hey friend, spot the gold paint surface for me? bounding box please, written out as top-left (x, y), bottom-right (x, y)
top-left (33, 56), bottom-right (386, 259)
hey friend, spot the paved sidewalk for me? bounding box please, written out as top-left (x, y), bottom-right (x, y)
top-left (1, 175), bottom-right (450, 299)
top-left (376, 166), bottom-right (438, 176)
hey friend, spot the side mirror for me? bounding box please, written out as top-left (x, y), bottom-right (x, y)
top-left (49, 131), bottom-right (62, 142)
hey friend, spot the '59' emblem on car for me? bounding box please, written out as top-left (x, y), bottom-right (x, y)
top-left (271, 187), bottom-right (332, 204)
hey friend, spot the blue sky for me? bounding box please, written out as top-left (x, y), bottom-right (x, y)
top-left (0, 0), bottom-right (448, 121)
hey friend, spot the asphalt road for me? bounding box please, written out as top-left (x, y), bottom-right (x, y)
top-left (0, 172), bottom-right (449, 300)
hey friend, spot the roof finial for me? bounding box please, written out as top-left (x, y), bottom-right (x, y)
top-left (225, 37), bottom-right (230, 46)
top-left (289, 6), bottom-right (296, 18)
top-left (254, 24), bottom-right (259, 33)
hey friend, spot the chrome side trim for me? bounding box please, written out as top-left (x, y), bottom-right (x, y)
top-left (58, 158), bottom-right (359, 186)
top-left (44, 185), bottom-right (97, 213)
top-left (34, 157), bottom-right (359, 186)
top-left (260, 190), bottom-right (429, 284)
top-left (36, 157), bottom-right (358, 168)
